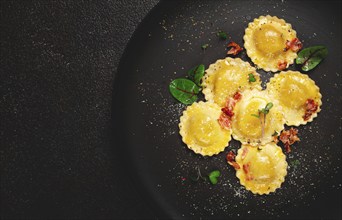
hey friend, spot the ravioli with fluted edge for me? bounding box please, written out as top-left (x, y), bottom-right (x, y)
top-left (266, 71), bottom-right (322, 126)
top-left (202, 57), bottom-right (262, 107)
top-left (179, 101), bottom-right (232, 156)
top-left (244, 15), bottom-right (299, 72)
top-left (235, 143), bottom-right (287, 195)
top-left (232, 89), bottom-right (285, 146)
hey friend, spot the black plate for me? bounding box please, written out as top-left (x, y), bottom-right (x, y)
top-left (114, 1), bottom-right (342, 219)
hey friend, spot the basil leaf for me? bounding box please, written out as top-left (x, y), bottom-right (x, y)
top-left (248, 73), bottom-right (256, 82)
top-left (216, 31), bottom-right (227, 40)
top-left (169, 78), bottom-right (200, 104)
top-left (208, 170), bottom-right (220, 185)
top-left (265, 102), bottom-right (273, 111)
top-left (187, 64), bottom-right (205, 86)
top-left (201, 43), bottom-right (209, 50)
top-left (296, 46), bottom-right (328, 71)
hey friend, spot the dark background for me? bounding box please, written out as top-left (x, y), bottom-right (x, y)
top-left (1, 0), bottom-right (159, 219)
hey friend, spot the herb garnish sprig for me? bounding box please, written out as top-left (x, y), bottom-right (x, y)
top-left (251, 102), bottom-right (273, 138)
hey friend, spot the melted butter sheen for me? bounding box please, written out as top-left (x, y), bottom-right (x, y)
top-left (254, 25), bottom-right (285, 54)
top-left (189, 115), bottom-right (217, 146)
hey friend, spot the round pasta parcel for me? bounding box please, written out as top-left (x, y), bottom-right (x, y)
top-left (232, 89), bottom-right (285, 146)
top-left (235, 143), bottom-right (288, 195)
top-left (179, 101), bottom-right (232, 156)
top-left (244, 15), bottom-right (302, 72)
top-left (202, 57), bottom-right (261, 107)
top-left (266, 71), bottom-right (322, 126)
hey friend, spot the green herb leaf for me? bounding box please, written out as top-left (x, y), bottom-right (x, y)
top-left (208, 170), bottom-right (221, 185)
top-left (187, 64), bottom-right (205, 86)
top-left (248, 73), bottom-right (256, 82)
top-left (169, 78), bottom-right (200, 104)
top-left (272, 131), bottom-right (279, 136)
top-left (201, 43), bottom-right (209, 50)
top-left (290, 159), bottom-right (301, 169)
top-left (265, 102), bottom-right (273, 111)
top-left (251, 114), bottom-right (260, 118)
top-left (216, 31), bottom-right (227, 40)
top-left (296, 46), bottom-right (328, 71)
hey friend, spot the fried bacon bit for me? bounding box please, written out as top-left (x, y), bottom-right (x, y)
top-left (218, 92), bottom-right (242, 129)
top-left (227, 42), bottom-right (243, 55)
top-left (233, 91), bottom-right (242, 101)
top-left (221, 107), bottom-right (234, 117)
top-left (285, 38), bottom-right (303, 52)
top-left (226, 151), bottom-right (240, 170)
top-left (303, 99), bottom-right (319, 121)
top-left (277, 60), bottom-right (288, 70)
top-left (279, 128), bottom-right (300, 153)
top-left (218, 113), bottom-right (231, 130)
top-left (242, 162), bottom-right (254, 181)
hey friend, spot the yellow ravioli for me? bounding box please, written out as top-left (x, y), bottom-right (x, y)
top-left (179, 101), bottom-right (232, 156)
top-left (244, 15), bottom-right (298, 72)
top-left (235, 143), bottom-right (287, 195)
top-left (266, 71), bottom-right (322, 126)
top-left (202, 57), bottom-right (261, 107)
top-left (232, 89), bottom-right (285, 146)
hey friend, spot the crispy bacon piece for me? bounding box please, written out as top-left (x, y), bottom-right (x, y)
top-left (303, 99), bottom-right (319, 121)
top-left (279, 128), bottom-right (300, 153)
top-left (227, 42), bottom-right (243, 55)
top-left (226, 151), bottom-right (240, 170)
top-left (277, 60), bottom-right (288, 70)
top-left (233, 91), bottom-right (242, 101)
top-left (285, 38), bottom-right (303, 52)
top-left (243, 162), bottom-right (250, 174)
top-left (218, 113), bottom-right (231, 130)
top-left (242, 162), bottom-right (254, 181)
top-left (221, 107), bottom-right (234, 117)
top-left (218, 92), bottom-right (242, 129)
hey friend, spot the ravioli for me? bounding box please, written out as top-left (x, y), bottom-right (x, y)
top-left (232, 89), bottom-right (285, 146)
top-left (235, 143), bottom-right (288, 195)
top-left (179, 101), bottom-right (232, 156)
top-left (202, 57), bottom-right (262, 107)
top-left (244, 15), bottom-right (299, 72)
top-left (266, 71), bottom-right (322, 126)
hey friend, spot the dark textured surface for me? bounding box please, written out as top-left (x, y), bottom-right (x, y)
top-left (115, 0), bottom-right (341, 219)
top-left (1, 0), bottom-right (159, 219)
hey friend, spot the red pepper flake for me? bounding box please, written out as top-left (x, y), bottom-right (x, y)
top-left (303, 98), bottom-right (319, 121)
top-left (226, 151), bottom-right (240, 170)
top-left (285, 38), bottom-right (303, 52)
top-left (277, 60), bottom-right (288, 70)
top-left (279, 128), bottom-right (300, 153)
top-left (181, 177), bottom-right (186, 181)
top-left (227, 41), bottom-right (243, 55)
